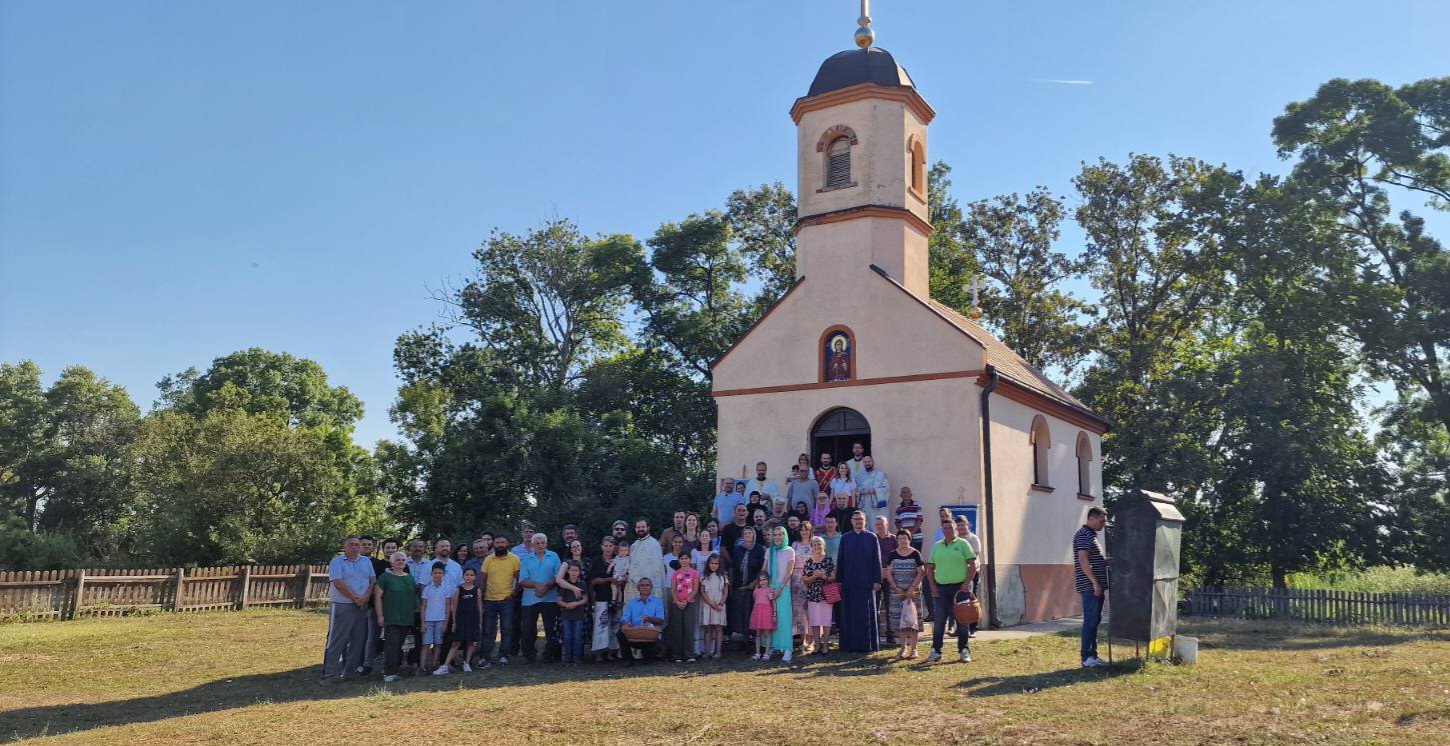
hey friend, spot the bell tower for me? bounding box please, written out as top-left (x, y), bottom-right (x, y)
top-left (790, 5), bottom-right (935, 297)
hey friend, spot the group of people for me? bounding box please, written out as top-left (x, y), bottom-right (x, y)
top-left (321, 447), bottom-right (1111, 682)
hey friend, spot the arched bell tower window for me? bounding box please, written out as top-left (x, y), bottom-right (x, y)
top-left (816, 125), bottom-right (858, 192)
top-left (908, 137), bottom-right (927, 200)
top-left (826, 137), bottom-right (852, 188)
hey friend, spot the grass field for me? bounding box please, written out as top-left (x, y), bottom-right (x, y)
top-left (2, 610), bottom-right (1448, 745)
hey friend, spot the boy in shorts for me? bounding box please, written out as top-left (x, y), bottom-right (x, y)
top-left (420, 562), bottom-right (454, 675)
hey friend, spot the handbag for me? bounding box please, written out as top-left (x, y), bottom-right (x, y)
top-left (900, 596), bottom-right (919, 628)
top-left (822, 581), bottom-right (842, 604)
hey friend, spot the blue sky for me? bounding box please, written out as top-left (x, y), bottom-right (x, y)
top-left (3, 1), bottom-right (1447, 446)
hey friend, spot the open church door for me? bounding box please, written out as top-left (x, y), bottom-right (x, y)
top-left (810, 407), bottom-right (871, 468)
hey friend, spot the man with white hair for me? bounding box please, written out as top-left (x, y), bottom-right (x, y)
top-left (518, 532), bottom-right (562, 663)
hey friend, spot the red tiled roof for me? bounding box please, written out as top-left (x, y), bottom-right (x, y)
top-left (867, 265), bottom-right (1103, 420)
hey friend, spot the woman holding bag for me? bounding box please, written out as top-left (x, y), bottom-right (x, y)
top-left (884, 528), bottom-right (925, 659)
top-left (801, 535), bottom-right (836, 655)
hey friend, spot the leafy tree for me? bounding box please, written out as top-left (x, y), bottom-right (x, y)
top-left (0, 513), bottom-right (85, 570)
top-left (1273, 77), bottom-right (1450, 434)
top-left (157, 348), bottom-right (363, 431)
top-left (959, 187), bottom-right (1093, 373)
top-left (438, 219), bottom-right (636, 393)
top-left (0, 362), bottom-right (140, 555)
top-left (725, 181), bottom-right (797, 308)
top-left (924, 162), bottom-right (980, 310)
top-left (128, 408), bottom-right (388, 565)
top-left (629, 213), bottom-right (755, 379)
top-left (1073, 154), bottom-right (1240, 497)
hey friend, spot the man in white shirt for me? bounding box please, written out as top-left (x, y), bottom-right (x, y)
top-left (854, 455), bottom-right (890, 526)
top-left (748, 461), bottom-right (780, 506)
top-left (846, 441), bottom-right (868, 482)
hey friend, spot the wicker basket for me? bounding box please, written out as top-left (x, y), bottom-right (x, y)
top-left (952, 590), bottom-right (981, 626)
top-left (622, 626), bottom-right (661, 643)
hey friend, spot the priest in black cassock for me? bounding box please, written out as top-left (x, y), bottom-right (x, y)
top-left (834, 510), bottom-right (882, 652)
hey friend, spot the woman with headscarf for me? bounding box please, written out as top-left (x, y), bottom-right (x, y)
top-left (765, 525), bottom-right (797, 662)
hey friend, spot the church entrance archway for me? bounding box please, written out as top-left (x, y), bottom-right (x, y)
top-left (810, 407), bottom-right (871, 470)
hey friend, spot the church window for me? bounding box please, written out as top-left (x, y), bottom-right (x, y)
top-left (1030, 415), bottom-right (1051, 489)
top-left (1076, 432), bottom-right (1093, 499)
top-left (825, 136), bottom-right (852, 188)
top-left (909, 138), bottom-right (926, 196)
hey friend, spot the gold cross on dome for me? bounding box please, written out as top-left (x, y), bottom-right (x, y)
top-left (855, 0), bottom-right (875, 48)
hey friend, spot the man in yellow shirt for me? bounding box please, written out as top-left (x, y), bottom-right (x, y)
top-left (480, 534), bottom-right (521, 665)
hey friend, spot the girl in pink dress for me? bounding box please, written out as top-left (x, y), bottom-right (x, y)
top-left (748, 572), bottom-right (775, 660)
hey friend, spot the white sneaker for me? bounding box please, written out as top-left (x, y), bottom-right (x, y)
top-left (782, 650), bottom-right (793, 662)
top-left (383, 674), bottom-right (400, 683)
top-left (432, 665), bottom-right (449, 676)
top-left (925, 649), bottom-right (942, 663)
top-left (1083, 656), bottom-right (1109, 668)
top-left (751, 653), bottom-right (761, 660)
top-left (498, 656), bottom-right (509, 665)
top-left (462, 662), bottom-right (473, 672)
top-left (960, 650), bottom-right (972, 663)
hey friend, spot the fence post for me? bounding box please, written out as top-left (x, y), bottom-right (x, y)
top-left (172, 568), bottom-right (186, 611)
top-left (237, 565), bottom-right (251, 610)
top-left (297, 565), bottom-right (311, 608)
top-left (72, 569), bottom-right (87, 618)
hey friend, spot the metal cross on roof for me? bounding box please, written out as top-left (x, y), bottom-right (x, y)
top-left (964, 274), bottom-right (985, 319)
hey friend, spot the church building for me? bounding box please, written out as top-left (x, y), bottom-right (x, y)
top-left (711, 16), bottom-right (1111, 626)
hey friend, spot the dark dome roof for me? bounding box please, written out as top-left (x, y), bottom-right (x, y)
top-left (807, 47), bottom-right (915, 97)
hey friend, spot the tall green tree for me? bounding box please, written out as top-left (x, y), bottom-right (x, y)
top-left (442, 218), bottom-right (637, 392)
top-left (158, 348), bottom-right (363, 431)
top-left (0, 362), bottom-right (140, 555)
top-left (959, 187), bottom-right (1093, 373)
top-left (1073, 154), bottom-right (1240, 497)
top-left (1273, 77), bottom-right (1450, 434)
top-left (725, 181), bottom-right (798, 308)
top-left (925, 162), bottom-right (980, 311)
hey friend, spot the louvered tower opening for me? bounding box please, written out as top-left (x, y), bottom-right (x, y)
top-left (825, 136), bottom-right (852, 188)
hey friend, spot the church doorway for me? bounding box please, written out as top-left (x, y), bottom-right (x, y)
top-left (810, 407), bottom-right (871, 469)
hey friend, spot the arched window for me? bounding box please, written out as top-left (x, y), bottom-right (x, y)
top-left (825, 136), bottom-right (852, 188)
top-left (1030, 415), bottom-right (1051, 489)
top-left (1076, 432), bottom-right (1093, 498)
top-left (909, 138), bottom-right (926, 196)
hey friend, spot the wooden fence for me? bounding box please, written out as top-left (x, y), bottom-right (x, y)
top-left (0, 565), bottom-right (334, 621)
top-left (1185, 586), bottom-right (1450, 626)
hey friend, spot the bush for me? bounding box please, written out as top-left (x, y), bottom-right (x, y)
top-left (0, 514), bottom-right (88, 570)
top-left (1288, 566), bottom-right (1450, 595)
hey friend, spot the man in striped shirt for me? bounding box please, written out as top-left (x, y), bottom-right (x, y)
top-left (1074, 507), bottom-right (1109, 668)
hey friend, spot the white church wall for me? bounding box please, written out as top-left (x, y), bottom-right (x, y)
top-left (986, 395), bottom-right (1102, 567)
top-left (715, 376), bottom-right (981, 518)
top-left (712, 266), bottom-right (982, 391)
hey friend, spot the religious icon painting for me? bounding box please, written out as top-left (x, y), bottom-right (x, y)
top-left (824, 330), bottom-right (852, 382)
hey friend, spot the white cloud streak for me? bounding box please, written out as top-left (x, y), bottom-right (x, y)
top-left (1035, 78), bottom-right (1095, 85)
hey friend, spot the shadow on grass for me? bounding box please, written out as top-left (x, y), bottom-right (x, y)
top-left (0, 651), bottom-right (891, 741)
top-left (952, 658), bottom-right (1145, 697)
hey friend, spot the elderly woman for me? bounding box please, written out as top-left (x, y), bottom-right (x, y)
top-left (801, 535), bottom-right (836, 655)
top-left (884, 528), bottom-right (926, 659)
top-left (764, 525), bottom-right (796, 662)
top-left (790, 521), bottom-right (815, 650)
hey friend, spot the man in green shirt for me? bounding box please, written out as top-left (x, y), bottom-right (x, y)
top-left (925, 516), bottom-right (978, 664)
top-left (374, 550), bottom-right (420, 681)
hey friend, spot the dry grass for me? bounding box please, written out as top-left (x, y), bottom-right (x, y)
top-left (2, 609), bottom-right (1448, 745)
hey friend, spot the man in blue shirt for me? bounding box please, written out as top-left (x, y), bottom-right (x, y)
top-left (713, 476), bottom-right (745, 526)
top-left (616, 576), bottom-right (666, 666)
top-left (322, 536), bottom-right (375, 683)
top-left (518, 532), bottom-right (562, 663)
